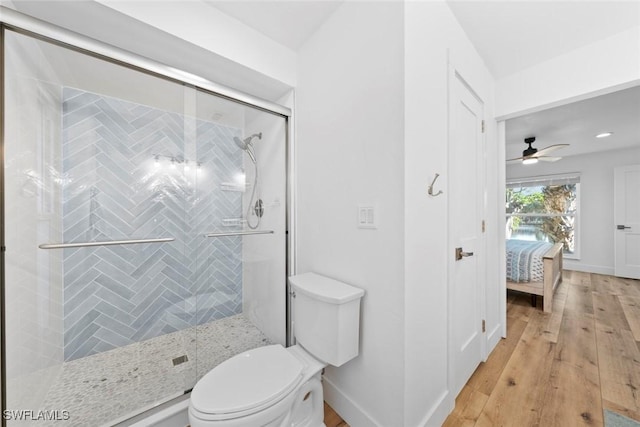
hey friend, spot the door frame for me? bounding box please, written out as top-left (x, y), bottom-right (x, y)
top-left (446, 62), bottom-right (488, 399)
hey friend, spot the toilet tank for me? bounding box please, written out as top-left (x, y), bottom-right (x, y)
top-left (289, 272), bottom-right (365, 367)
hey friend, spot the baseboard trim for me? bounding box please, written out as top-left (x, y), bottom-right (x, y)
top-left (563, 262), bottom-right (614, 276)
top-left (415, 389), bottom-right (453, 427)
top-left (119, 397), bottom-right (189, 427)
top-left (487, 323), bottom-right (502, 353)
top-left (322, 375), bottom-right (381, 427)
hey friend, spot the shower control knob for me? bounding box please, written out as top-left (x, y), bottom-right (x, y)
top-left (254, 199), bottom-right (265, 218)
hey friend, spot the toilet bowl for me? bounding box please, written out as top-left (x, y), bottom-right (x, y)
top-left (189, 273), bottom-right (364, 427)
top-left (189, 344), bottom-right (325, 427)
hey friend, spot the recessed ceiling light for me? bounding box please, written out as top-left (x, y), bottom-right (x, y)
top-left (596, 132), bottom-right (613, 138)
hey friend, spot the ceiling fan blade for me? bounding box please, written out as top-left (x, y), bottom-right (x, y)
top-left (506, 156), bottom-right (525, 163)
top-left (537, 156), bottom-right (562, 162)
top-left (506, 155), bottom-right (562, 163)
top-left (533, 144), bottom-right (569, 157)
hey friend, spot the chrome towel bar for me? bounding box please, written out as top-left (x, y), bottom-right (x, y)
top-left (205, 230), bottom-right (274, 238)
top-left (38, 237), bottom-right (175, 249)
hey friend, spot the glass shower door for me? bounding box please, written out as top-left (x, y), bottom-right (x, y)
top-left (3, 30), bottom-right (198, 425)
top-left (2, 26), bottom-right (289, 426)
top-left (192, 91), bottom-right (288, 380)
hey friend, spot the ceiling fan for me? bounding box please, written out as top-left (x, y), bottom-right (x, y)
top-left (507, 137), bottom-right (569, 165)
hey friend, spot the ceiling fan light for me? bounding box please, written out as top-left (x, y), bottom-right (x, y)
top-left (522, 157), bottom-right (538, 165)
top-left (596, 132), bottom-right (613, 138)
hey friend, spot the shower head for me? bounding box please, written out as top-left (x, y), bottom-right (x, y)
top-left (233, 132), bottom-right (262, 149)
top-left (233, 133), bottom-right (262, 164)
top-left (233, 136), bottom-right (248, 150)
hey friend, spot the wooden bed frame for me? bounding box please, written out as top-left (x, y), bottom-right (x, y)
top-left (506, 243), bottom-right (563, 313)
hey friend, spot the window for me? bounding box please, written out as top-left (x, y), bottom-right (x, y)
top-left (506, 174), bottom-right (580, 258)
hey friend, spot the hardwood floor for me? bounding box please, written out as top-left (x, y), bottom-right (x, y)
top-left (443, 270), bottom-right (640, 427)
top-left (325, 402), bottom-right (349, 427)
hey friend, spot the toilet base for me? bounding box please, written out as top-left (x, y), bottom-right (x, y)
top-left (286, 345), bottom-right (326, 427)
top-left (286, 374), bottom-right (324, 427)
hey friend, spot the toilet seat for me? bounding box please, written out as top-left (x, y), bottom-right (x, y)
top-left (190, 345), bottom-right (303, 421)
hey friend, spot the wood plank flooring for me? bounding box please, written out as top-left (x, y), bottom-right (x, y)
top-left (444, 271), bottom-right (640, 427)
top-left (325, 402), bottom-right (349, 427)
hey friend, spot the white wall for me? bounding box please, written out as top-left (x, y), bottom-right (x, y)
top-left (297, 2), bottom-right (500, 425)
top-left (296, 2), bottom-right (406, 425)
top-left (507, 146), bottom-right (640, 275)
top-left (95, 0), bottom-right (296, 89)
top-left (496, 25), bottom-right (640, 119)
top-left (404, 2), bottom-right (498, 425)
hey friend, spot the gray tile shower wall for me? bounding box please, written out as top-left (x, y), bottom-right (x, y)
top-left (62, 88), bottom-right (244, 361)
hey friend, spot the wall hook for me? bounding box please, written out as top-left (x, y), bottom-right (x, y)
top-left (428, 173), bottom-right (443, 197)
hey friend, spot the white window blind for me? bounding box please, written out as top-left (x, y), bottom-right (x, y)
top-left (507, 173), bottom-right (580, 189)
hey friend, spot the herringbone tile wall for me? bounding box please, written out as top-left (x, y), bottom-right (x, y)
top-left (62, 88), bottom-right (244, 361)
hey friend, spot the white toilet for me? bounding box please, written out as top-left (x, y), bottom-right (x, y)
top-left (188, 272), bottom-right (365, 427)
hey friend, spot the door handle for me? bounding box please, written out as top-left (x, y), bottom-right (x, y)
top-left (455, 247), bottom-right (474, 261)
top-left (617, 225), bottom-right (631, 230)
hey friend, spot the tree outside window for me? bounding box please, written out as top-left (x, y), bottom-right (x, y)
top-left (506, 176), bottom-right (579, 256)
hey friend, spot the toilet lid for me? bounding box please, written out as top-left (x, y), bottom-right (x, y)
top-left (191, 345), bottom-right (303, 417)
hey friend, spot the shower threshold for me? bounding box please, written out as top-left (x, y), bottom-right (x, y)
top-left (38, 314), bottom-right (271, 426)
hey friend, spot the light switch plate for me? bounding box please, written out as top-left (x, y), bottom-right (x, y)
top-left (357, 205), bottom-right (377, 229)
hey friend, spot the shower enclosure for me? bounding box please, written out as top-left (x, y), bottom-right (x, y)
top-left (1, 16), bottom-right (291, 427)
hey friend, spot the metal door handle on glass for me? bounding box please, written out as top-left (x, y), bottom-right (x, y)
top-left (38, 237), bottom-right (175, 249)
top-left (205, 230), bottom-right (274, 238)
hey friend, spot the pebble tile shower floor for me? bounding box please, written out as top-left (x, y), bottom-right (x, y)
top-left (40, 314), bottom-right (270, 426)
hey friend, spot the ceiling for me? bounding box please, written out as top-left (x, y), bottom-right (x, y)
top-left (202, 1), bottom-right (639, 77)
top-left (446, 1), bottom-right (640, 79)
top-left (203, 1), bottom-right (344, 50)
top-left (505, 85), bottom-right (640, 161)
top-left (162, 1), bottom-right (640, 161)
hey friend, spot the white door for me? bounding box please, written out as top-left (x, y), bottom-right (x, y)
top-left (449, 71), bottom-right (485, 396)
top-left (614, 165), bottom-right (640, 279)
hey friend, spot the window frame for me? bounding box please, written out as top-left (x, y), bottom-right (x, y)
top-left (506, 173), bottom-right (581, 260)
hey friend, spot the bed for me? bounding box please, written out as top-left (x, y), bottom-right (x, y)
top-left (506, 239), bottom-right (563, 313)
